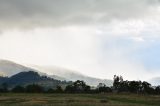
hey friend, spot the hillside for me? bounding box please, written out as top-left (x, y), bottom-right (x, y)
top-left (0, 59), bottom-right (65, 80)
top-left (29, 65), bottom-right (113, 86)
top-left (0, 59), bottom-right (113, 86)
top-left (0, 60), bottom-right (36, 76)
top-left (0, 71), bottom-right (70, 88)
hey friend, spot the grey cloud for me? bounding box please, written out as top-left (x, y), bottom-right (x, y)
top-left (0, 0), bottom-right (159, 29)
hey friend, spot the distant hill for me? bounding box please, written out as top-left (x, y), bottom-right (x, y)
top-left (29, 65), bottom-right (113, 86)
top-left (148, 77), bottom-right (160, 86)
top-left (0, 71), bottom-right (70, 88)
top-left (0, 59), bottom-right (65, 80)
top-left (0, 59), bottom-right (113, 87)
top-left (0, 60), bottom-right (36, 76)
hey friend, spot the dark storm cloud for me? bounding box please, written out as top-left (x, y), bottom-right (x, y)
top-left (0, 0), bottom-right (159, 29)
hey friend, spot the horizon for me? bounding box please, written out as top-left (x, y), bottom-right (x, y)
top-left (1, 0), bottom-right (160, 82)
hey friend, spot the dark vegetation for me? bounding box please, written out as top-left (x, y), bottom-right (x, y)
top-left (0, 71), bottom-right (71, 90)
top-left (112, 75), bottom-right (160, 94)
top-left (0, 71), bottom-right (160, 95)
top-left (0, 72), bottom-right (160, 106)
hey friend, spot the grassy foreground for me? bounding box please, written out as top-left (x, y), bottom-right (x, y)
top-left (0, 93), bottom-right (160, 106)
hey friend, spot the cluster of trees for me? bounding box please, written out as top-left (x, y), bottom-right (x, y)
top-left (0, 75), bottom-right (160, 94)
top-left (0, 83), bottom-right (66, 93)
top-left (0, 84), bottom-right (44, 93)
top-left (65, 80), bottom-right (91, 93)
top-left (64, 81), bottom-right (112, 94)
top-left (0, 80), bottom-right (111, 93)
top-left (113, 75), bottom-right (160, 94)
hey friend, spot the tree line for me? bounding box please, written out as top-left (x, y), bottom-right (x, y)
top-left (0, 75), bottom-right (160, 94)
top-left (113, 75), bottom-right (160, 94)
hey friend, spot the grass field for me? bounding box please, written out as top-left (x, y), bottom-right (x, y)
top-left (0, 93), bottom-right (160, 106)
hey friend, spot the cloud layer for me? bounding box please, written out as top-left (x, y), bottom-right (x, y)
top-left (0, 0), bottom-right (160, 29)
top-left (0, 0), bottom-right (160, 82)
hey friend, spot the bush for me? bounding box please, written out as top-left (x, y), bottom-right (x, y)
top-left (25, 84), bottom-right (44, 93)
top-left (12, 85), bottom-right (25, 93)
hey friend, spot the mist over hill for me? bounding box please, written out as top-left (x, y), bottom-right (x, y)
top-left (28, 65), bottom-right (113, 86)
top-left (0, 60), bottom-right (65, 79)
top-left (0, 71), bottom-right (70, 89)
top-left (0, 60), bottom-right (35, 76)
top-left (0, 59), bottom-right (112, 86)
top-left (148, 77), bottom-right (160, 86)
top-left (0, 59), bottom-right (160, 88)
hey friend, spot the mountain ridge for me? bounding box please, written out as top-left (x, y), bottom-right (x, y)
top-left (0, 71), bottom-right (70, 88)
top-left (28, 65), bottom-right (113, 86)
top-left (0, 59), bottom-right (113, 86)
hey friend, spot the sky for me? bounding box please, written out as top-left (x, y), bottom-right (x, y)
top-left (0, 0), bottom-right (160, 81)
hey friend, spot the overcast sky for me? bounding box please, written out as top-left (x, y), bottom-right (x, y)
top-left (0, 0), bottom-right (160, 80)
